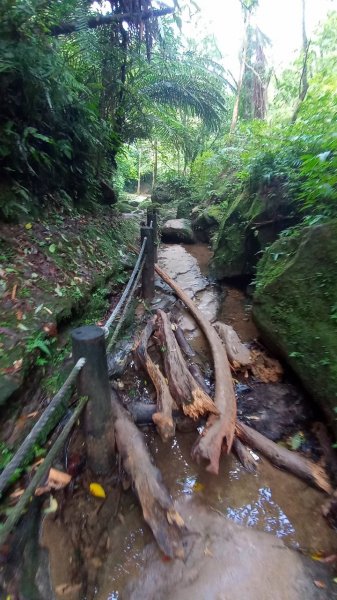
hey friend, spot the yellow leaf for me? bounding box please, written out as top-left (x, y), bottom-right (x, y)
top-left (25, 223), bottom-right (32, 230)
top-left (89, 483), bottom-right (106, 499)
top-left (192, 482), bottom-right (205, 493)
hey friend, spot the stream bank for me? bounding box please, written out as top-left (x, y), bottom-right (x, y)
top-left (36, 241), bottom-right (337, 600)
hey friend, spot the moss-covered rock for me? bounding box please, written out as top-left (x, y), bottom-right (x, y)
top-left (192, 205), bottom-right (223, 243)
top-left (253, 222), bottom-right (337, 434)
top-left (211, 190), bottom-right (298, 280)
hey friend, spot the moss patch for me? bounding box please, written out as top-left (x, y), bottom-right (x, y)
top-left (253, 222), bottom-right (337, 435)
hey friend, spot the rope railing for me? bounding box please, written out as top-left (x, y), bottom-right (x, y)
top-left (107, 254), bottom-right (146, 352)
top-left (0, 396), bottom-right (88, 546)
top-left (0, 357), bottom-right (86, 497)
top-left (104, 236), bottom-right (147, 332)
top-left (0, 208), bottom-right (158, 544)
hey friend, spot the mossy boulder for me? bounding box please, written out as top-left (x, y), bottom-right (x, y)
top-left (192, 205), bottom-right (223, 243)
top-left (152, 176), bottom-right (193, 210)
top-left (211, 191), bottom-right (298, 280)
top-left (161, 219), bottom-right (195, 244)
top-left (253, 222), bottom-right (337, 435)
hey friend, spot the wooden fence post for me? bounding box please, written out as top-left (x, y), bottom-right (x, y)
top-left (147, 207), bottom-right (158, 262)
top-left (141, 225), bottom-right (155, 301)
top-left (71, 325), bottom-right (115, 474)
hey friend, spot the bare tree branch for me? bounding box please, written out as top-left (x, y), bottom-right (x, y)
top-left (51, 6), bottom-right (174, 36)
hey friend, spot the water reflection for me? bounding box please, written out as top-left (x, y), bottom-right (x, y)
top-left (226, 486), bottom-right (296, 539)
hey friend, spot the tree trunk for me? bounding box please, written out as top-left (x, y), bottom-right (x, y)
top-left (291, 0), bottom-right (309, 123)
top-left (155, 310), bottom-right (218, 420)
top-left (137, 147), bottom-right (142, 195)
top-left (111, 391), bottom-right (185, 558)
top-left (230, 11), bottom-right (250, 133)
top-left (152, 140), bottom-right (158, 188)
top-left (51, 7), bottom-right (174, 36)
top-left (134, 318), bottom-right (176, 442)
top-left (155, 265), bottom-right (237, 473)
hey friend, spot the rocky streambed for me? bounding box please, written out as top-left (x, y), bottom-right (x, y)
top-left (2, 240), bottom-right (337, 600)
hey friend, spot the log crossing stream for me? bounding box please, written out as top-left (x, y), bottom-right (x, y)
top-left (41, 242), bottom-right (337, 600)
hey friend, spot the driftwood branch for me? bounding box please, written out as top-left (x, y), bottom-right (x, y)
top-left (135, 318), bottom-right (175, 442)
top-left (111, 392), bottom-right (185, 558)
top-left (155, 265), bottom-right (236, 474)
top-left (236, 421), bottom-right (332, 494)
top-left (155, 310), bottom-right (218, 420)
top-left (51, 7), bottom-right (174, 36)
top-left (233, 438), bottom-right (257, 474)
top-left (173, 325), bottom-right (195, 358)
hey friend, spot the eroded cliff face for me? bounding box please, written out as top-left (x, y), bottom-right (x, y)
top-left (253, 222), bottom-right (337, 433)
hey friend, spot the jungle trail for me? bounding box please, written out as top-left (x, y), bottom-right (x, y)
top-left (0, 1), bottom-right (337, 599)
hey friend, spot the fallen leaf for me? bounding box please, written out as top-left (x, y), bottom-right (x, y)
top-left (12, 359), bottom-right (23, 373)
top-left (192, 481), bottom-right (205, 493)
top-left (314, 580), bottom-right (327, 589)
top-left (35, 468), bottom-right (71, 496)
top-left (16, 310), bottom-right (23, 321)
top-left (9, 488), bottom-right (24, 502)
top-left (11, 284), bottom-right (17, 300)
top-left (89, 483), bottom-right (106, 499)
top-left (43, 322), bottom-right (58, 337)
top-left (44, 496), bottom-right (58, 515)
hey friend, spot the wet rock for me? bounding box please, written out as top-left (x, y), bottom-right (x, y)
top-left (124, 500), bottom-right (334, 600)
top-left (161, 219), bottom-right (195, 244)
top-left (107, 340), bottom-right (133, 378)
top-left (237, 382), bottom-right (312, 441)
top-left (191, 205), bottom-right (222, 243)
top-left (253, 223), bottom-right (337, 436)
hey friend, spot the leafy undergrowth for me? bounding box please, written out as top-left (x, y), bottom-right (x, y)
top-left (0, 207), bottom-right (138, 405)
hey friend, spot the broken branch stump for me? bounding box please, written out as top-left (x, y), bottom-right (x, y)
top-left (155, 265), bottom-right (237, 474)
top-left (155, 310), bottom-right (218, 420)
top-left (135, 318), bottom-right (175, 441)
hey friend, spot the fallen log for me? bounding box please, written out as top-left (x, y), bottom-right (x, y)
top-left (232, 438), bottom-right (257, 474)
top-left (111, 392), bottom-right (186, 558)
top-left (188, 364), bottom-right (210, 394)
top-left (236, 421), bottom-right (332, 494)
top-left (155, 265), bottom-right (237, 473)
top-left (173, 325), bottom-right (195, 358)
top-left (213, 321), bottom-right (251, 368)
top-left (134, 318), bottom-right (175, 442)
top-left (155, 310), bottom-right (218, 420)
top-left (127, 402), bottom-right (200, 433)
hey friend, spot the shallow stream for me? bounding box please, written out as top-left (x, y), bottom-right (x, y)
top-left (91, 242), bottom-right (336, 599)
